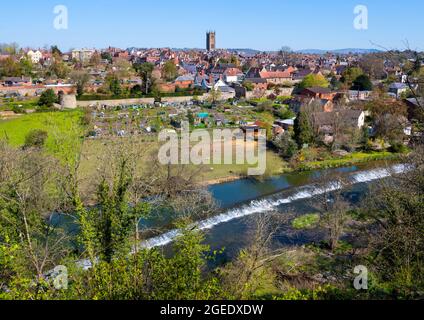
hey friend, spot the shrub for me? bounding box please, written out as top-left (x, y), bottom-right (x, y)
top-left (38, 89), bottom-right (57, 108)
top-left (389, 141), bottom-right (408, 154)
top-left (24, 129), bottom-right (48, 149)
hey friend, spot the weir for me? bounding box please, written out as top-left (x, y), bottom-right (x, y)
top-left (140, 164), bottom-right (408, 249)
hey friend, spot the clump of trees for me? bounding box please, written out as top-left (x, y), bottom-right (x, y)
top-left (298, 74), bottom-right (329, 90)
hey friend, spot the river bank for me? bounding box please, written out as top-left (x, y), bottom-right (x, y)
top-left (201, 151), bottom-right (404, 186)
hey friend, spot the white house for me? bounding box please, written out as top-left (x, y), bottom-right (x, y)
top-left (27, 50), bottom-right (42, 64)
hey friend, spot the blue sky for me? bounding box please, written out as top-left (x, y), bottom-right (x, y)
top-left (0, 0), bottom-right (422, 51)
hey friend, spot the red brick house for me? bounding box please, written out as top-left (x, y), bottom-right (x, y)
top-left (300, 87), bottom-right (337, 101)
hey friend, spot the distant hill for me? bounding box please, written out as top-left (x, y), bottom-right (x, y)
top-left (228, 48), bottom-right (261, 56)
top-left (295, 48), bottom-right (382, 55)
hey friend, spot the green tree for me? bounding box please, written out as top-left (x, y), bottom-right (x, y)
top-left (330, 76), bottom-right (342, 90)
top-left (298, 74), bottom-right (329, 89)
top-left (242, 81), bottom-right (254, 91)
top-left (294, 111), bottom-right (314, 147)
top-left (352, 74), bottom-right (373, 91)
top-left (101, 52), bottom-right (113, 63)
top-left (19, 57), bottom-right (33, 76)
top-left (341, 67), bottom-right (363, 87)
top-left (108, 76), bottom-right (122, 96)
top-left (135, 62), bottom-right (155, 94)
top-left (0, 56), bottom-right (22, 77)
top-left (162, 61), bottom-right (178, 82)
top-left (187, 110), bottom-right (195, 126)
top-left (38, 89), bottom-right (57, 108)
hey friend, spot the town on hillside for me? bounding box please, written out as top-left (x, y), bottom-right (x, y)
top-left (1, 34), bottom-right (422, 162)
top-left (0, 27), bottom-right (423, 303)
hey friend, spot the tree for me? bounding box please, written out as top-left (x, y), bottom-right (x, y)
top-left (0, 56), bottom-right (22, 77)
top-left (38, 89), bottom-right (57, 108)
top-left (49, 59), bottom-right (70, 79)
top-left (208, 87), bottom-right (222, 104)
top-left (135, 62), bottom-right (155, 94)
top-left (101, 52), bottom-right (113, 63)
top-left (51, 45), bottom-right (62, 56)
top-left (298, 74), bottom-right (329, 89)
top-left (341, 67), bottom-right (363, 87)
top-left (352, 74), bottom-right (373, 91)
top-left (359, 55), bottom-right (385, 79)
top-left (219, 213), bottom-right (287, 299)
top-left (106, 75), bottom-right (122, 96)
top-left (130, 84), bottom-right (143, 95)
top-left (19, 57), bottom-right (33, 76)
top-left (272, 132), bottom-right (298, 159)
top-left (70, 70), bottom-right (90, 97)
top-left (89, 52), bottom-right (101, 67)
top-left (330, 76), bottom-right (342, 90)
top-left (364, 149), bottom-right (424, 297)
top-left (294, 111), bottom-right (314, 147)
top-left (367, 98), bottom-right (408, 143)
top-left (242, 81), bottom-right (254, 91)
top-left (187, 110), bottom-right (195, 126)
top-left (162, 61), bottom-right (178, 82)
top-left (0, 143), bottom-right (71, 298)
top-left (311, 172), bottom-right (350, 252)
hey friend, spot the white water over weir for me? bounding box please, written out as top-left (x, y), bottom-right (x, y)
top-left (140, 164), bottom-right (409, 249)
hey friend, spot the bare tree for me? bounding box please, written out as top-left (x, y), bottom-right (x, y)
top-left (309, 172), bottom-right (351, 251)
top-left (219, 212), bottom-right (287, 299)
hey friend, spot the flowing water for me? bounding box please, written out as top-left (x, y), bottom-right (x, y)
top-left (140, 163), bottom-right (408, 256)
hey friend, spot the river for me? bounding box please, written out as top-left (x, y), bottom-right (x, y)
top-left (140, 162), bottom-right (407, 262)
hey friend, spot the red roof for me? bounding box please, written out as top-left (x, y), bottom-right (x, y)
top-left (259, 70), bottom-right (292, 79)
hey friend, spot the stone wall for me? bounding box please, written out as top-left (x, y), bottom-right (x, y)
top-left (77, 97), bottom-right (155, 107)
top-left (0, 85), bottom-right (75, 96)
top-left (77, 91), bottom-right (236, 107)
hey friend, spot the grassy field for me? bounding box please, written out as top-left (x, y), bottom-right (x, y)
top-left (297, 151), bottom-right (402, 171)
top-left (0, 109), bottom-right (85, 160)
top-left (78, 137), bottom-right (289, 188)
top-left (0, 98), bottom-right (39, 111)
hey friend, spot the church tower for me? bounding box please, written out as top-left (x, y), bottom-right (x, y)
top-left (206, 31), bottom-right (216, 51)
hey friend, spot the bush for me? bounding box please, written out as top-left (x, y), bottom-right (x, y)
top-left (389, 141), bottom-right (408, 154)
top-left (273, 132), bottom-right (298, 159)
top-left (38, 89), bottom-right (58, 108)
top-left (24, 129), bottom-right (48, 149)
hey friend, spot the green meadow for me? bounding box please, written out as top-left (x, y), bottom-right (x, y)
top-left (0, 110), bottom-right (85, 160)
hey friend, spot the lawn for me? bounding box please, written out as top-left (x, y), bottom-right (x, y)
top-left (0, 109), bottom-right (85, 160)
top-left (78, 136), bottom-right (289, 189)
